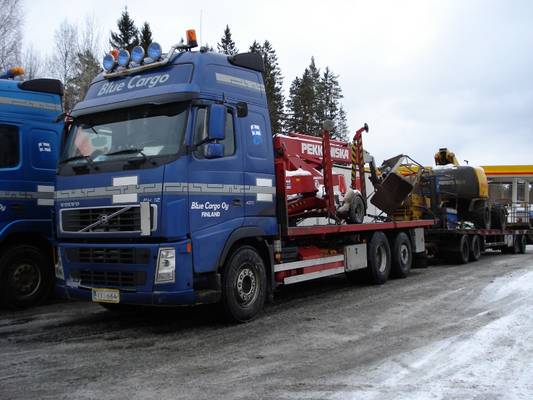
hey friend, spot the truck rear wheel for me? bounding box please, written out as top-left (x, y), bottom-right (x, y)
top-left (0, 244), bottom-right (53, 309)
top-left (221, 245), bottom-right (267, 323)
top-left (469, 235), bottom-right (482, 262)
top-left (367, 232), bottom-right (391, 284)
top-left (391, 232), bottom-right (412, 278)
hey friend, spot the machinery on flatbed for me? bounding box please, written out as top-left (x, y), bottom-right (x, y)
top-left (372, 148), bottom-right (531, 264)
top-left (54, 30), bottom-right (433, 321)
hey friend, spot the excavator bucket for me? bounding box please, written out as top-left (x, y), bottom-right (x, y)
top-left (370, 155), bottom-right (422, 215)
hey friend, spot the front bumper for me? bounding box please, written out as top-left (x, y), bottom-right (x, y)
top-left (55, 239), bottom-right (217, 306)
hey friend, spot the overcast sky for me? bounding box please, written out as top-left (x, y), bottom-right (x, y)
top-left (22, 0), bottom-right (533, 166)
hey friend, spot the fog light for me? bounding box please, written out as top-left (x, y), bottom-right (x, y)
top-left (155, 247), bottom-right (175, 284)
top-left (55, 248), bottom-right (64, 280)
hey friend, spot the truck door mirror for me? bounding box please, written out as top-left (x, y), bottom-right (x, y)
top-left (208, 104), bottom-right (226, 141)
top-left (204, 143), bottom-right (224, 159)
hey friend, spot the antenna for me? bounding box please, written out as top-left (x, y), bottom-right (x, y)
top-left (199, 9), bottom-right (203, 46)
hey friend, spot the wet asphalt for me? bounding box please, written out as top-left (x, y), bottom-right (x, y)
top-left (1, 249), bottom-right (532, 400)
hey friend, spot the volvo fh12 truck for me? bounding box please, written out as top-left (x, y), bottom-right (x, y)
top-left (54, 30), bottom-right (433, 321)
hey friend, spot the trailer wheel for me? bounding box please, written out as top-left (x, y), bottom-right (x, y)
top-left (347, 194), bottom-right (365, 224)
top-left (0, 245), bottom-right (53, 309)
top-left (221, 245), bottom-right (267, 323)
top-left (451, 235), bottom-right (470, 265)
top-left (391, 232), bottom-right (412, 278)
top-left (469, 235), bottom-right (482, 262)
top-left (367, 232), bottom-right (391, 284)
top-left (518, 235), bottom-right (527, 254)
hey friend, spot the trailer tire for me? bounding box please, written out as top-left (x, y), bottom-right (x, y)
top-left (347, 194), bottom-right (365, 224)
top-left (518, 235), bottom-right (527, 254)
top-left (221, 245), bottom-right (267, 323)
top-left (391, 232), bottom-right (412, 278)
top-left (450, 235), bottom-right (470, 265)
top-left (0, 244), bottom-right (53, 309)
top-left (469, 235), bottom-right (482, 262)
top-left (367, 232), bottom-right (391, 284)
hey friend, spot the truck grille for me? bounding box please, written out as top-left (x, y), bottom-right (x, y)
top-left (71, 269), bottom-right (147, 288)
top-left (60, 205), bottom-right (155, 233)
top-left (65, 248), bottom-right (150, 264)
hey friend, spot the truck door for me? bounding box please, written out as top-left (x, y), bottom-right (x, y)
top-left (187, 105), bottom-right (244, 273)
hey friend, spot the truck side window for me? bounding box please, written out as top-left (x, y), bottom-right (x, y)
top-left (194, 108), bottom-right (235, 158)
top-left (0, 124), bottom-right (20, 168)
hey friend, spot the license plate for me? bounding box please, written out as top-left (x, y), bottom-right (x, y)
top-left (92, 288), bottom-right (120, 304)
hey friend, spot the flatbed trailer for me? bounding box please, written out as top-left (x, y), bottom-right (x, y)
top-left (425, 226), bottom-right (530, 264)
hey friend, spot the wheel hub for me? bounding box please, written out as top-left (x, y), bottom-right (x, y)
top-left (11, 263), bottom-right (41, 298)
top-left (400, 244), bottom-right (409, 264)
top-left (236, 267), bottom-right (257, 305)
top-left (377, 245), bottom-right (387, 273)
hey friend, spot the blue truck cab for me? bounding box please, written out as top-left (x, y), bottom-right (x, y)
top-left (0, 69), bottom-right (64, 308)
top-left (55, 36), bottom-right (278, 321)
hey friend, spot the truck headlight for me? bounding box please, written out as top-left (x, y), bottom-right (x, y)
top-left (55, 248), bottom-right (65, 280)
top-left (155, 248), bottom-right (175, 284)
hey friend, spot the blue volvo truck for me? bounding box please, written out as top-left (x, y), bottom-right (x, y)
top-left (0, 68), bottom-right (64, 308)
top-left (55, 31), bottom-right (433, 321)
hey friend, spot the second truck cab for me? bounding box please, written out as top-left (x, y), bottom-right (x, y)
top-left (0, 69), bottom-right (64, 308)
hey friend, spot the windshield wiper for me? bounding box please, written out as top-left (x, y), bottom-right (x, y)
top-left (60, 154), bottom-right (95, 167)
top-left (105, 147), bottom-right (149, 167)
top-left (105, 147), bottom-right (146, 158)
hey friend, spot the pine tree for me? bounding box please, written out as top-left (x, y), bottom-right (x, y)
top-left (286, 58), bottom-right (322, 135)
top-left (109, 7), bottom-right (139, 52)
top-left (286, 58), bottom-right (349, 138)
top-left (71, 48), bottom-right (101, 104)
top-left (335, 106), bottom-right (349, 141)
top-left (250, 40), bottom-right (285, 134)
top-left (139, 22), bottom-right (153, 53)
top-left (217, 25), bottom-right (238, 55)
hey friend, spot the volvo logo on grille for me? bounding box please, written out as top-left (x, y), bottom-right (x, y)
top-left (98, 214), bottom-right (110, 225)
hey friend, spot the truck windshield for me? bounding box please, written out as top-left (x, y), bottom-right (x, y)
top-left (61, 102), bottom-right (188, 165)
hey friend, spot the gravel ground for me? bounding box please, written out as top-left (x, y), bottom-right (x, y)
top-left (1, 248), bottom-right (533, 400)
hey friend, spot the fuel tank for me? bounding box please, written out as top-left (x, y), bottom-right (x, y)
top-left (430, 165), bottom-right (488, 200)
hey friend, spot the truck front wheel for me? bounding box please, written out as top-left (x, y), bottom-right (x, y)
top-left (221, 246), bottom-right (267, 323)
top-left (0, 245), bottom-right (53, 309)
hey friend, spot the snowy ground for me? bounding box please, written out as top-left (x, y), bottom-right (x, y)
top-left (1, 248), bottom-right (532, 400)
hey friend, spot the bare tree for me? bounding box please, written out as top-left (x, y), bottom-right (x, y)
top-left (22, 45), bottom-right (44, 79)
top-left (72, 16), bottom-right (102, 104)
top-left (0, 0), bottom-right (23, 70)
top-left (49, 20), bottom-right (78, 110)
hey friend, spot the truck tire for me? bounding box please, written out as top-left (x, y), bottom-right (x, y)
top-left (347, 194), bottom-right (365, 224)
top-left (472, 204), bottom-right (491, 229)
top-left (366, 232), bottom-right (391, 284)
top-left (0, 244), bottom-right (53, 309)
top-left (490, 205), bottom-right (507, 230)
top-left (221, 245), bottom-right (267, 323)
top-left (446, 235), bottom-right (470, 265)
top-left (391, 232), bottom-right (412, 278)
top-left (469, 235), bottom-right (481, 262)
